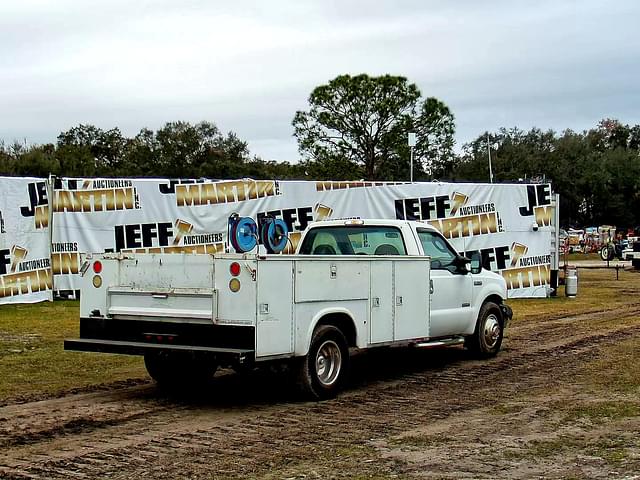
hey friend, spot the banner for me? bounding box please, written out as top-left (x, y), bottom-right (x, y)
top-left (51, 178), bottom-right (555, 298)
top-left (0, 177), bottom-right (52, 304)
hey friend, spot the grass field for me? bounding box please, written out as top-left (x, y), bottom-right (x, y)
top-left (1, 268), bottom-right (639, 478)
top-left (565, 252), bottom-right (603, 262)
top-left (0, 301), bottom-right (146, 403)
top-left (0, 267), bottom-right (636, 404)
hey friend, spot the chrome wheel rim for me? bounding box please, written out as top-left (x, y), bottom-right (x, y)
top-left (315, 340), bottom-right (342, 386)
top-left (483, 314), bottom-right (501, 349)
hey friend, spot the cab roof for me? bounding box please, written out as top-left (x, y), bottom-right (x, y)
top-left (305, 218), bottom-right (440, 233)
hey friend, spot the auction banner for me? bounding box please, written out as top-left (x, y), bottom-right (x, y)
top-left (52, 178), bottom-right (555, 298)
top-left (0, 177), bottom-right (52, 304)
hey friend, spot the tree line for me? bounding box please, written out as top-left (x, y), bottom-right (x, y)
top-left (1, 74), bottom-right (639, 228)
top-left (454, 120), bottom-right (640, 229)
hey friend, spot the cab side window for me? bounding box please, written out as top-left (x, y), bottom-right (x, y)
top-left (417, 229), bottom-right (457, 269)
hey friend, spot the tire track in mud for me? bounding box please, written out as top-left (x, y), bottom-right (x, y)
top-left (1, 312), bottom-right (639, 479)
top-left (509, 303), bottom-right (640, 340)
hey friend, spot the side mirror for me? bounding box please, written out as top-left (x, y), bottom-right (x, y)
top-left (470, 252), bottom-right (482, 274)
top-left (453, 254), bottom-right (471, 274)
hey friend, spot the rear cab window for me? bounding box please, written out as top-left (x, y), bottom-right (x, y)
top-left (299, 226), bottom-right (407, 255)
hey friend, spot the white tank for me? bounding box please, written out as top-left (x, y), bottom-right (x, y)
top-left (565, 268), bottom-right (578, 297)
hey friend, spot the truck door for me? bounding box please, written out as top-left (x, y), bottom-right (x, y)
top-left (416, 229), bottom-right (473, 337)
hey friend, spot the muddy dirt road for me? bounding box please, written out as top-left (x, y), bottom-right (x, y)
top-left (1, 305), bottom-right (639, 479)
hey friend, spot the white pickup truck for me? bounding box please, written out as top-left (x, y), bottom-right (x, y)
top-left (65, 219), bottom-right (512, 399)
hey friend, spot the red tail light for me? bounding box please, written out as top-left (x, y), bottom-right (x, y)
top-left (93, 261), bottom-right (103, 274)
top-left (230, 262), bottom-right (241, 276)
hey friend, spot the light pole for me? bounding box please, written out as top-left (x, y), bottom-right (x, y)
top-left (408, 132), bottom-right (416, 182)
top-left (487, 133), bottom-right (494, 183)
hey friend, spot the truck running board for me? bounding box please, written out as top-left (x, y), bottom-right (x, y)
top-left (414, 337), bottom-right (466, 348)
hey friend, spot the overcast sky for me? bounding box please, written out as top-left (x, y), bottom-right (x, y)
top-left (1, 0), bottom-right (639, 161)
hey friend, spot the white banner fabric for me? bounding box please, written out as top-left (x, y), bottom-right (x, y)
top-left (51, 179), bottom-right (555, 298)
top-left (0, 177), bottom-right (52, 304)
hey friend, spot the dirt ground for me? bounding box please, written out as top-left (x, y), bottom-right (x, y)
top-left (1, 282), bottom-right (639, 479)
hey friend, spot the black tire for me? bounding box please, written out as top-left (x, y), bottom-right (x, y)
top-left (633, 259), bottom-right (640, 270)
top-left (465, 301), bottom-right (504, 357)
top-left (297, 325), bottom-right (350, 400)
top-left (600, 245), bottom-right (614, 261)
top-left (144, 351), bottom-right (217, 388)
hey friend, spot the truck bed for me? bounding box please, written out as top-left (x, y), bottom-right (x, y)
top-left (71, 252), bottom-right (432, 362)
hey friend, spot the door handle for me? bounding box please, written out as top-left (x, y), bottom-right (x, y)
top-left (429, 279), bottom-right (434, 294)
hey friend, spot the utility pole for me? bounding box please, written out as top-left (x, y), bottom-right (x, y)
top-left (408, 132), bottom-right (416, 182)
top-left (487, 133), bottom-right (494, 183)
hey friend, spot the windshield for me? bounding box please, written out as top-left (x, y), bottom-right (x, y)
top-left (299, 226), bottom-right (407, 255)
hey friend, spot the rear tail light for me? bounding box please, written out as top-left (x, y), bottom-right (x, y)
top-left (229, 278), bottom-right (241, 292)
top-left (230, 262), bottom-right (241, 276)
top-left (93, 261), bottom-right (103, 274)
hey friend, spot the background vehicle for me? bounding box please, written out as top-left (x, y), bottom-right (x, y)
top-left (600, 240), bottom-right (626, 261)
top-left (65, 219), bottom-right (512, 399)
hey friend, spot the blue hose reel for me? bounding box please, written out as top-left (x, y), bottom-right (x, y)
top-left (228, 215), bottom-right (288, 254)
top-left (229, 216), bottom-right (258, 253)
top-left (260, 217), bottom-right (289, 253)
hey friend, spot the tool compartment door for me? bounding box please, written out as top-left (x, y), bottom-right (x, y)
top-left (393, 258), bottom-right (430, 341)
top-left (256, 259), bottom-right (294, 357)
top-left (101, 254), bottom-right (216, 322)
top-left (294, 259), bottom-right (370, 302)
top-left (369, 260), bottom-right (394, 343)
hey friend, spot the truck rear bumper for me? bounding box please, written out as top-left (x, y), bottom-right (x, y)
top-left (64, 338), bottom-right (253, 361)
top-left (66, 317), bottom-right (255, 363)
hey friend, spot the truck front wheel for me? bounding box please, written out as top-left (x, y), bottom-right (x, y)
top-left (465, 301), bottom-right (504, 357)
top-left (297, 325), bottom-right (350, 400)
top-left (144, 351), bottom-right (217, 388)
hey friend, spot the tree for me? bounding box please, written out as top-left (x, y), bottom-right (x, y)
top-left (13, 144), bottom-right (58, 177)
top-left (124, 128), bottom-right (159, 176)
top-left (197, 131), bottom-right (250, 179)
top-left (152, 121), bottom-right (251, 178)
top-left (293, 74), bottom-right (456, 180)
top-left (454, 119), bottom-right (640, 228)
top-left (0, 141), bottom-right (16, 175)
top-left (57, 124), bottom-right (127, 175)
